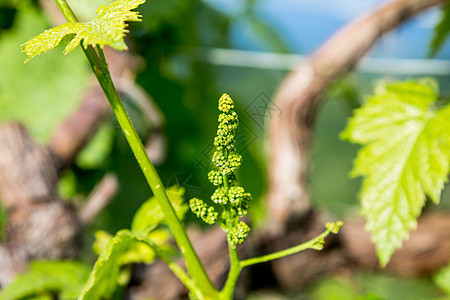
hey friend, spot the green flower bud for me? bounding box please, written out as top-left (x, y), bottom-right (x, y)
top-left (204, 207), bottom-right (219, 224)
top-left (211, 187), bottom-right (228, 204)
top-left (218, 93), bottom-right (234, 113)
top-left (218, 111), bottom-right (238, 125)
top-left (312, 237), bottom-right (325, 250)
top-left (234, 192), bottom-right (251, 216)
top-left (227, 221), bottom-right (250, 248)
top-left (189, 198), bottom-right (218, 225)
top-left (212, 150), bottom-right (227, 168)
top-left (212, 151), bottom-right (242, 175)
top-left (228, 186), bottom-right (245, 205)
top-left (326, 221), bottom-right (344, 234)
top-left (214, 134), bottom-right (235, 150)
top-left (208, 170), bottom-right (223, 186)
top-left (221, 152), bottom-right (241, 175)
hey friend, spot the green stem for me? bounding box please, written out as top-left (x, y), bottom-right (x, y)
top-left (54, 0), bottom-right (77, 22)
top-left (218, 227), bottom-right (335, 299)
top-left (95, 58), bottom-right (215, 298)
top-left (53, 0), bottom-right (217, 297)
top-left (240, 227), bottom-right (333, 268)
top-left (220, 245), bottom-right (242, 299)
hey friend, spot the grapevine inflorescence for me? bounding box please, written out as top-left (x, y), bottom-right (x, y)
top-left (190, 93), bottom-right (252, 248)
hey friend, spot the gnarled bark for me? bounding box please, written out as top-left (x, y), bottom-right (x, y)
top-left (0, 124), bottom-right (80, 286)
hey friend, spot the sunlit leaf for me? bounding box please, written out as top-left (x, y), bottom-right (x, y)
top-left (434, 264), bottom-right (450, 295)
top-left (92, 230), bottom-right (113, 255)
top-left (21, 0), bottom-right (146, 63)
top-left (429, 0), bottom-right (450, 57)
top-left (0, 261), bottom-right (90, 300)
top-left (341, 81), bottom-right (450, 266)
top-left (79, 230), bottom-right (156, 300)
top-left (131, 185), bottom-right (188, 233)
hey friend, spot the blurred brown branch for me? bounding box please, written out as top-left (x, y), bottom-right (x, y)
top-left (0, 123), bottom-right (81, 285)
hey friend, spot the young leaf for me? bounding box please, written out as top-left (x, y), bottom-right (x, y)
top-left (429, 0), bottom-right (450, 57)
top-left (82, 186), bottom-right (184, 300)
top-left (79, 229), bottom-right (157, 300)
top-left (131, 185), bottom-right (188, 233)
top-left (0, 260), bottom-right (91, 300)
top-left (434, 264), bottom-right (450, 295)
top-left (341, 81), bottom-right (450, 266)
top-left (92, 230), bottom-right (114, 255)
top-left (93, 229), bottom-right (171, 263)
top-left (21, 0), bottom-right (145, 63)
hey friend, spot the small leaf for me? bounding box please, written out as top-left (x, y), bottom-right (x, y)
top-left (131, 185), bottom-right (188, 233)
top-left (21, 0), bottom-right (146, 63)
top-left (429, 0), bottom-right (450, 57)
top-left (341, 81), bottom-right (450, 266)
top-left (79, 229), bottom-right (156, 300)
top-left (93, 230), bottom-right (113, 255)
top-left (434, 264), bottom-right (450, 295)
top-left (0, 261), bottom-right (91, 300)
top-left (58, 169), bottom-right (78, 199)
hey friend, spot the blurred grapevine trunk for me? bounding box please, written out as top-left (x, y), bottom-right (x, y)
top-left (0, 123), bottom-right (81, 286)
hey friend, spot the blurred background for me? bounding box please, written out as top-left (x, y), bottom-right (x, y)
top-left (0, 0), bottom-right (449, 298)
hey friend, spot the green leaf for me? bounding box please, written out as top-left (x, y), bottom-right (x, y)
top-left (0, 4), bottom-right (90, 143)
top-left (83, 186), bottom-right (185, 300)
top-left (341, 81), bottom-right (450, 266)
top-left (79, 230), bottom-right (160, 300)
top-left (0, 260), bottom-right (91, 300)
top-left (131, 185), bottom-right (188, 233)
top-left (58, 169), bottom-right (77, 199)
top-left (434, 264), bottom-right (450, 295)
top-left (21, 0), bottom-right (146, 63)
top-left (310, 277), bottom-right (360, 300)
top-left (92, 229), bottom-right (169, 264)
top-left (118, 230), bottom-right (166, 265)
top-left (429, 0), bottom-right (450, 57)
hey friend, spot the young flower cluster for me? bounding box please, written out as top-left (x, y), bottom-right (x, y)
top-left (190, 198), bottom-right (218, 225)
top-left (189, 93), bottom-right (252, 248)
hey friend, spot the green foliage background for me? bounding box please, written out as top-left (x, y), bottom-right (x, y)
top-left (0, 0), bottom-right (449, 298)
